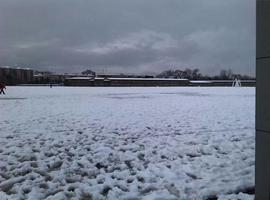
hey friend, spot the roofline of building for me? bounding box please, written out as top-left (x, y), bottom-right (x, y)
top-left (66, 77), bottom-right (189, 81)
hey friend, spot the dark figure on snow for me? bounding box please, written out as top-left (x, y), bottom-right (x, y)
top-left (0, 83), bottom-right (6, 95)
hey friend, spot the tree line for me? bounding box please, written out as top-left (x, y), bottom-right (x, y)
top-left (156, 69), bottom-right (255, 80)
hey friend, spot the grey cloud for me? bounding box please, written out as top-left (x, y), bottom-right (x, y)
top-left (0, 0), bottom-right (255, 75)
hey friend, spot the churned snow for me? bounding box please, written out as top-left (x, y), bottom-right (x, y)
top-left (0, 87), bottom-right (255, 200)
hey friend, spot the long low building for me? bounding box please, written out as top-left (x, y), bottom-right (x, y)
top-left (65, 77), bottom-right (256, 87)
top-left (64, 77), bottom-right (190, 87)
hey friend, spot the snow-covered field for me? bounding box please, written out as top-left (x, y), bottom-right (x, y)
top-left (0, 87), bottom-right (255, 200)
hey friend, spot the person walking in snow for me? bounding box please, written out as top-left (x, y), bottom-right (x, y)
top-left (0, 83), bottom-right (6, 95)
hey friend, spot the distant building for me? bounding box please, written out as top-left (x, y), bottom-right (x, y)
top-left (65, 76), bottom-right (256, 87)
top-left (81, 69), bottom-right (96, 77)
top-left (97, 74), bottom-right (155, 79)
top-left (0, 66), bottom-right (34, 85)
top-left (64, 77), bottom-right (190, 87)
top-left (33, 73), bottom-right (68, 84)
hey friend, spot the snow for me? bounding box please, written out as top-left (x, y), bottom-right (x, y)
top-left (190, 81), bottom-right (212, 84)
top-left (66, 77), bottom-right (94, 80)
top-left (0, 87), bottom-right (255, 200)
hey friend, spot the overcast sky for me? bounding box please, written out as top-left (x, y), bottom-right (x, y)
top-left (0, 0), bottom-right (255, 75)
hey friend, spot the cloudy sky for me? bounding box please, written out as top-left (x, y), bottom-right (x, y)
top-left (0, 0), bottom-right (255, 75)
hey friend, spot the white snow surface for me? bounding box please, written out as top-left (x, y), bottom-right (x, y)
top-left (0, 87), bottom-right (255, 200)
